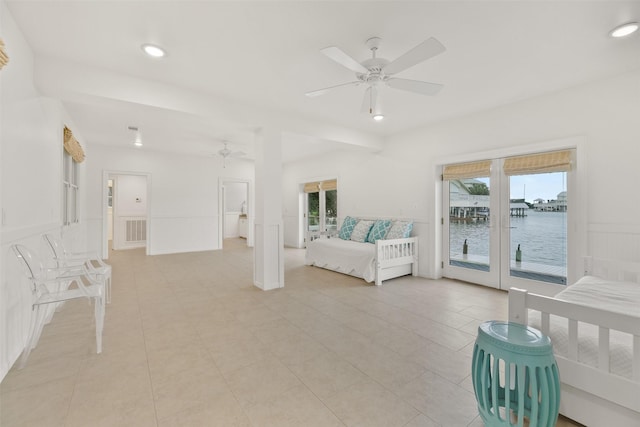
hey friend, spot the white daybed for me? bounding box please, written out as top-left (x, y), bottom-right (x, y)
top-left (508, 258), bottom-right (640, 427)
top-left (305, 236), bottom-right (418, 286)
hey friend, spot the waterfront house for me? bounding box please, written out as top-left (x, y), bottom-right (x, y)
top-left (1, 2), bottom-right (639, 425)
top-left (533, 191), bottom-right (569, 212)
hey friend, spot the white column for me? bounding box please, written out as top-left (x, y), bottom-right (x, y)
top-left (253, 127), bottom-right (284, 290)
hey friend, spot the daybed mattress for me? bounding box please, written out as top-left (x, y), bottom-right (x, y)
top-left (528, 276), bottom-right (640, 379)
top-left (305, 237), bottom-right (376, 282)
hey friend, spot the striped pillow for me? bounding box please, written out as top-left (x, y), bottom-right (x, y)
top-left (386, 221), bottom-right (413, 239)
top-left (350, 220), bottom-right (375, 243)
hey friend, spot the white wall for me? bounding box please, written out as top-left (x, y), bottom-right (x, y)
top-left (0, 1), bottom-right (86, 380)
top-left (115, 175), bottom-right (147, 216)
top-left (84, 144), bottom-right (253, 256)
top-left (282, 69), bottom-right (640, 280)
top-left (225, 182), bottom-right (247, 213)
top-left (282, 147), bottom-right (430, 272)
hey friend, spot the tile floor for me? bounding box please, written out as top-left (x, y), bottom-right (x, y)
top-left (0, 238), bottom-right (583, 426)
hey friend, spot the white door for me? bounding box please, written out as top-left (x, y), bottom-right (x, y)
top-left (443, 160), bottom-right (500, 288)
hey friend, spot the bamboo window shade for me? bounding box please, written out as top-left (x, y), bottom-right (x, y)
top-left (63, 126), bottom-right (86, 163)
top-left (0, 38), bottom-right (8, 70)
top-left (303, 179), bottom-right (337, 193)
top-left (442, 160), bottom-right (491, 180)
top-left (503, 150), bottom-right (571, 176)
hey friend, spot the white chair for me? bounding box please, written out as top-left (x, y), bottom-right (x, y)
top-left (11, 244), bottom-right (105, 369)
top-left (42, 233), bottom-right (112, 303)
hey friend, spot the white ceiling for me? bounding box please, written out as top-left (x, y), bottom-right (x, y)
top-left (6, 1), bottom-right (640, 162)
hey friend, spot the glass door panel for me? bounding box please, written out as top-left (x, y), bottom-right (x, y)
top-left (443, 174), bottom-right (500, 288)
top-left (307, 191), bottom-right (320, 234)
top-left (449, 178), bottom-right (491, 271)
top-left (505, 172), bottom-right (567, 287)
top-left (325, 189), bottom-right (338, 233)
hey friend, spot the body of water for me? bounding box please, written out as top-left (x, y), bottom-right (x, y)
top-left (450, 210), bottom-right (567, 268)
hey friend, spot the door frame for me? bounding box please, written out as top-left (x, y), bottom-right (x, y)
top-left (442, 167), bottom-right (500, 289)
top-left (300, 176), bottom-right (338, 248)
top-left (436, 136), bottom-right (586, 294)
top-left (101, 170), bottom-right (152, 258)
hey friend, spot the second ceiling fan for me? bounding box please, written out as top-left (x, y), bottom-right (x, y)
top-left (306, 36), bottom-right (446, 119)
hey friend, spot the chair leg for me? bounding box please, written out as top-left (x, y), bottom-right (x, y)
top-left (94, 295), bottom-right (105, 354)
top-left (106, 275), bottom-right (111, 304)
top-left (19, 306), bottom-right (47, 369)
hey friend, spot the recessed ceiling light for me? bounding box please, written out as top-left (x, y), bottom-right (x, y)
top-left (141, 44), bottom-right (166, 58)
top-left (609, 22), bottom-right (639, 38)
top-left (373, 114), bottom-right (384, 121)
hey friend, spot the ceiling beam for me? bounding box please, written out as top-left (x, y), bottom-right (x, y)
top-left (34, 57), bottom-right (384, 152)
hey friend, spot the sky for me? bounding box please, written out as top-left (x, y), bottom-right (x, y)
top-left (509, 173), bottom-right (566, 202)
top-left (476, 172), bottom-right (567, 203)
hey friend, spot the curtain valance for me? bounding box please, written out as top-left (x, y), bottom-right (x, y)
top-left (442, 160), bottom-right (491, 180)
top-left (63, 126), bottom-right (85, 163)
top-left (303, 179), bottom-right (337, 193)
top-left (503, 150), bottom-right (571, 176)
top-left (0, 38), bottom-right (9, 70)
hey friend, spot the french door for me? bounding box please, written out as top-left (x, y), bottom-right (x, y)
top-left (442, 150), bottom-right (573, 295)
top-left (304, 179), bottom-right (337, 246)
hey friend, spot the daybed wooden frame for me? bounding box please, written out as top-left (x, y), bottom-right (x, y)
top-left (307, 233), bottom-right (418, 286)
top-left (374, 237), bottom-right (419, 286)
top-left (508, 258), bottom-right (640, 427)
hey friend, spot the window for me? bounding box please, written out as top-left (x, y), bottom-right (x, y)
top-left (63, 151), bottom-right (79, 225)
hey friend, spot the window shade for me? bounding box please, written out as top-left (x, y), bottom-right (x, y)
top-left (503, 150), bottom-right (571, 176)
top-left (442, 160), bottom-right (491, 180)
top-left (63, 126), bottom-right (85, 163)
top-left (303, 179), bottom-right (337, 193)
top-left (320, 179), bottom-right (337, 191)
top-left (0, 38), bottom-right (8, 70)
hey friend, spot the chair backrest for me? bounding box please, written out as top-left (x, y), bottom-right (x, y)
top-left (11, 244), bottom-right (43, 282)
top-left (42, 233), bottom-right (65, 263)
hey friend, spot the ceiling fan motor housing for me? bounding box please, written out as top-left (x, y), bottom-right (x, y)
top-left (358, 58), bottom-right (391, 84)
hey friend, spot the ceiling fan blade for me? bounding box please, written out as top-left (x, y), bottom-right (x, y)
top-left (360, 86), bottom-right (379, 114)
top-left (383, 37), bottom-right (446, 75)
top-left (387, 78), bottom-right (443, 96)
top-left (321, 46), bottom-right (368, 74)
top-left (305, 81), bottom-right (360, 97)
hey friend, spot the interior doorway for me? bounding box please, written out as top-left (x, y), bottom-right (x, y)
top-left (218, 178), bottom-right (252, 249)
top-left (102, 171), bottom-right (151, 258)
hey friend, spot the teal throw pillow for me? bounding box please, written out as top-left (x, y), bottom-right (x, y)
top-left (338, 216), bottom-right (358, 240)
top-left (366, 219), bottom-right (392, 243)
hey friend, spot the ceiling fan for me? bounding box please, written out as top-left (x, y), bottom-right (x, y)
top-left (306, 37), bottom-right (446, 119)
top-left (218, 142), bottom-right (245, 168)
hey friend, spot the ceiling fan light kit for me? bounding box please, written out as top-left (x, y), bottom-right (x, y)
top-left (307, 36), bottom-right (446, 120)
top-left (609, 22), bottom-right (639, 38)
top-left (141, 43), bottom-right (166, 58)
top-left (217, 142), bottom-right (246, 168)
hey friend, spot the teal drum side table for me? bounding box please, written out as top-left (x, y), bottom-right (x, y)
top-left (472, 321), bottom-right (560, 427)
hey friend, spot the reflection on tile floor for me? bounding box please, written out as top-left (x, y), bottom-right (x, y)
top-left (0, 238), bottom-right (583, 426)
